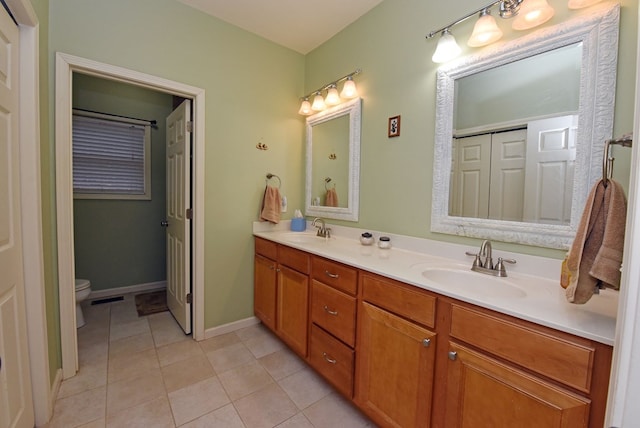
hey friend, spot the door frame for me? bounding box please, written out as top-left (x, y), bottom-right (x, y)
top-left (8, 0), bottom-right (52, 425)
top-left (55, 52), bottom-right (206, 378)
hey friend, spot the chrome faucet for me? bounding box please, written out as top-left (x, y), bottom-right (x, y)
top-left (466, 239), bottom-right (516, 277)
top-left (312, 218), bottom-right (331, 238)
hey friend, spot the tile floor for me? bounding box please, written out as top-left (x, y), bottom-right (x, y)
top-left (45, 293), bottom-right (375, 427)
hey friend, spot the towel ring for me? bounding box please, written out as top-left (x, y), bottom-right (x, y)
top-left (602, 134), bottom-right (633, 186)
top-left (266, 173), bottom-right (281, 188)
top-left (324, 177), bottom-right (334, 190)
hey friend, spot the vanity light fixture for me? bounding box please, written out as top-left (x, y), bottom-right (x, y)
top-left (512, 0), bottom-right (555, 30)
top-left (426, 0), bottom-right (557, 63)
top-left (298, 69), bottom-right (361, 115)
top-left (468, 9), bottom-right (503, 47)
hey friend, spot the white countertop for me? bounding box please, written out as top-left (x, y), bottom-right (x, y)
top-left (253, 221), bottom-right (618, 345)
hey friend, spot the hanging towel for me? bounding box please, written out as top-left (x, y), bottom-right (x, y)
top-left (561, 179), bottom-right (627, 303)
top-left (260, 185), bottom-right (282, 224)
top-left (325, 188), bottom-right (339, 207)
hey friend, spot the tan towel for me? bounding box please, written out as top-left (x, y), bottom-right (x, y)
top-left (260, 185), bottom-right (281, 224)
top-left (325, 188), bottom-right (338, 207)
top-left (562, 179), bottom-right (627, 303)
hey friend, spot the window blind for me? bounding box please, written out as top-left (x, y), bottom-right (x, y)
top-left (72, 113), bottom-right (149, 196)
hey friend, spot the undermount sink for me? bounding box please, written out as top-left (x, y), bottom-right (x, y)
top-left (421, 268), bottom-right (527, 299)
top-left (279, 232), bottom-right (331, 245)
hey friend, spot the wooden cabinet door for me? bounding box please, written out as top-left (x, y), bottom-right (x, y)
top-left (445, 342), bottom-right (590, 428)
top-left (356, 302), bottom-right (436, 428)
top-left (254, 255), bottom-right (277, 331)
top-left (277, 265), bottom-right (309, 357)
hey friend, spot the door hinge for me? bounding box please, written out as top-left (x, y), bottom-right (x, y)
top-left (186, 293), bottom-right (192, 304)
top-left (186, 121), bottom-right (193, 132)
top-left (186, 208), bottom-right (193, 219)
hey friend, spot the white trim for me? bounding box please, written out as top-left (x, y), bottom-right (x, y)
top-left (8, 0), bottom-right (52, 425)
top-left (55, 53), bottom-right (206, 379)
top-left (88, 280), bottom-right (166, 300)
top-left (605, 4), bottom-right (640, 424)
top-left (204, 316), bottom-right (261, 340)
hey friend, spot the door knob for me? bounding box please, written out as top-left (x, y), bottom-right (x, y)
top-left (160, 220), bottom-right (169, 227)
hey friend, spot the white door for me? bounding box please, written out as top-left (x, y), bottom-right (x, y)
top-left (451, 134), bottom-right (491, 218)
top-left (165, 100), bottom-right (192, 334)
top-left (523, 115), bottom-right (578, 224)
top-left (0, 5), bottom-right (35, 428)
top-left (488, 129), bottom-right (527, 221)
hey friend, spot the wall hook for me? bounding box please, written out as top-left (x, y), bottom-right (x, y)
top-left (329, 153), bottom-right (337, 160)
top-left (256, 137), bottom-right (269, 150)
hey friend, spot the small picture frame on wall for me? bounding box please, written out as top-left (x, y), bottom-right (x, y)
top-left (388, 115), bottom-right (401, 138)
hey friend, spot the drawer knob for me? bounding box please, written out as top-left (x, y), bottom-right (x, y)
top-left (323, 305), bottom-right (338, 316)
top-left (325, 270), bottom-right (339, 279)
top-left (448, 351), bottom-right (458, 361)
top-left (422, 338), bottom-right (431, 347)
top-left (322, 352), bottom-right (337, 364)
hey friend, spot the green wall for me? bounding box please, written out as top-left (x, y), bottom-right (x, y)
top-left (72, 74), bottom-right (173, 291)
top-left (304, 0), bottom-right (638, 258)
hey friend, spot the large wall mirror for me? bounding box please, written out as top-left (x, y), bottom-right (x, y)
top-left (305, 97), bottom-right (361, 221)
top-left (431, 3), bottom-right (619, 249)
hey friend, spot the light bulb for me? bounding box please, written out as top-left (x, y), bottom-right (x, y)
top-left (311, 92), bottom-right (326, 111)
top-left (340, 78), bottom-right (358, 98)
top-left (325, 85), bottom-right (341, 105)
top-left (298, 98), bottom-right (312, 115)
top-left (468, 10), bottom-right (503, 47)
top-left (568, 0), bottom-right (602, 9)
top-left (432, 29), bottom-right (461, 63)
top-left (512, 0), bottom-right (555, 30)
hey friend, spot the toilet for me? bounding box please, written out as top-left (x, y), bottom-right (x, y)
top-left (75, 279), bottom-right (92, 328)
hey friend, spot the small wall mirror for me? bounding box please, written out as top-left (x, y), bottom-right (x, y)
top-left (305, 97), bottom-right (361, 221)
top-left (431, 4), bottom-right (619, 249)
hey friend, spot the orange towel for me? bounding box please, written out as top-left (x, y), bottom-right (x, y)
top-left (562, 179), bottom-right (627, 303)
top-left (260, 185), bottom-right (282, 224)
top-left (325, 188), bottom-right (338, 207)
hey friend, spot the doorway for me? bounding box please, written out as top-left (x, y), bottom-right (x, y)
top-left (55, 53), bottom-right (206, 379)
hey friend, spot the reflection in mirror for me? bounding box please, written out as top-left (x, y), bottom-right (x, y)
top-left (305, 98), bottom-right (361, 221)
top-left (450, 43), bottom-right (581, 224)
top-left (431, 4), bottom-right (619, 249)
top-left (311, 114), bottom-right (349, 207)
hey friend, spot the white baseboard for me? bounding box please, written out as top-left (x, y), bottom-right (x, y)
top-left (203, 316), bottom-right (260, 340)
top-left (88, 280), bottom-right (166, 300)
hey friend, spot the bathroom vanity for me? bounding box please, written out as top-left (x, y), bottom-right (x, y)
top-left (253, 225), bottom-right (615, 428)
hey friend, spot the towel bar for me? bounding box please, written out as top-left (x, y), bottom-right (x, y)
top-left (603, 134), bottom-right (633, 185)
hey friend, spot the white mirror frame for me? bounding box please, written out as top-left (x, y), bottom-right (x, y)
top-left (431, 3), bottom-right (620, 249)
top-left (305, 97), bottom-right (361, 221)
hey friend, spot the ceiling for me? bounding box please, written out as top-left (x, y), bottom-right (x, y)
top-left (178, 0), bottom-right (384, 54)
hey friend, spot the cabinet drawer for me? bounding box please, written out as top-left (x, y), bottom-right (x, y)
top-left (311, 280), bottom-right (357, 347)
top-left (450, 305), bottom-right (595, 392)
top-left (255, 237), bottom-right (277, 259)
top-left (312, 257), bottom-right (358, 295)
top-left (278, 245), bottom-right (310, 274)
top-left (309, 324), bottom-right (354, 398)
top-left (361, 273), bottom-right (436, 328)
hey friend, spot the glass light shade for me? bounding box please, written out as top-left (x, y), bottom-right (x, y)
top-left (298, 99), bottom-right (312, 115)
top-left (311, 93), bottom-right (326, 111)
top-left (568, 0), bottom-right (602, 8)
top-left (468, 13), bottom-right (503, 47)
top-left (512, 0), bottom-right (555, 30)
top-left (340, 78), bottom-right (358, 98)
top-left (432, 30), bottom-right (462, 63)
top-left (325, 85), bottom-right (341, 105)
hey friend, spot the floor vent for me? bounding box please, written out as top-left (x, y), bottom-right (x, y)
top-left (91, 296), bottom-right (124, 305)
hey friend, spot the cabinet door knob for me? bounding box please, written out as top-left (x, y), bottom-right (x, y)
top-left (448, 351), bottom-right (458, 361)
top-left (323, 305), bottom-right (338, 316)
top-left (324, 270), bottom-right (339, 279)
top-left (422, 338), bottom-right (431, 347)
top-left (322, 352), bottom-right (337, 364)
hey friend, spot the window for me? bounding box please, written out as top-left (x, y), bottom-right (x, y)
top-left (72, 110), bottom-right (151, 200)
